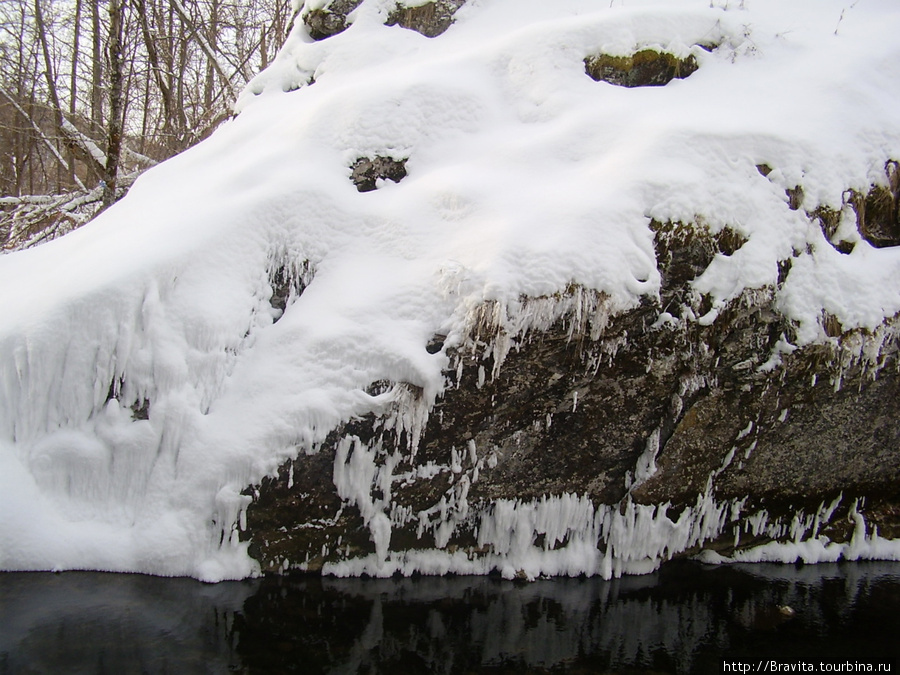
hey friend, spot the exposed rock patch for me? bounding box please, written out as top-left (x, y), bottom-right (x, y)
top-left (426, 333), bottom-right (446, 354)
top-left (105, 378), bottom-right (152, 422)
top-left (246, 451), bottom-right (375, 571)
top-left (385, 0), bottom-right (467, 38)
top-left (810, 205), bottom-right (854, 254)
top-left (269, 258), bottom-right (314, 321)
top-left (130, 398), bottom-right (151, 421)
top-left (851, 160), bottom-right (900, 248)
top-left (585, 49), bottom-right (699, 87)
top-left (303, 0), bottom-right (364, 40)
top-left (350, 156), bottom-right (408, 192)
top-left (761, 160), bottom-right (900, 253)
top-left (650, 219), bottom-right (746, 318)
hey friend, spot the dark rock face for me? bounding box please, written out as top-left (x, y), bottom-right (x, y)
top-left (385, 0), bottom-right (467, 38)
top-left (246, 450), bottom-right (377, 570)
top-left (633, 347), bottom-right (900, 505)
top-left (304, 0), bottom-right (364, 41)
top-left (350, 156), bottom-right (408, 192)
top-left (243, 169), bottom-right (900, 576)
top-left (268, 258), bottom-right (313, 320)
top-left (585, 50), bottom-right (699, 87)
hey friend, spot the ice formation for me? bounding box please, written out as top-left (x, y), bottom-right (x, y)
top-left (1, 0), bottom-right (900, 580)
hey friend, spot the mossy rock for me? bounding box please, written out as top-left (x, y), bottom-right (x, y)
top-left (386, 0), bottom-right (466, 38)
top-left (853, 161), bottom-right (900, 248)
top-left (807, 160), bottom-right (899, 251)
top-left (585, 49), bottom-right (699, 87)
top-left (303, 0), bottom-right (364, 40)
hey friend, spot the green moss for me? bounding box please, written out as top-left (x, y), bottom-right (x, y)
top-left (585, 49), bottom-right (699, 87)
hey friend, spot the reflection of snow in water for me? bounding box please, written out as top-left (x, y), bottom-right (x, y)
top-left (3, 561), bottom-right (899, 673)
top-left (318, 562), bottom-right (900, 674)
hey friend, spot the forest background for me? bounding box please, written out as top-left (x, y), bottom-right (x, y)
top-left (0, 0), bottom-right (293, 250)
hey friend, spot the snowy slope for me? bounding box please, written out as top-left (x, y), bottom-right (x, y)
top-left (1, 0), bottom-right (900, 580)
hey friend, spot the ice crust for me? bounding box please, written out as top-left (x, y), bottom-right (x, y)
top-left (1, 0), bottom-right (900, 580)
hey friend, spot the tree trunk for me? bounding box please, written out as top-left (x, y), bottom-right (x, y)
top-left (33, 0), bottom-right (63, 191)
top-left (68, 0), bottom-right (83, 187)
top-left (204, 0), bottom-right (219, 109)
top-left (103, 0), bottom-right (124, 208)
top-left (91, 0), bottom-right (103, 135)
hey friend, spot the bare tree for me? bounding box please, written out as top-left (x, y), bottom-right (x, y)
top-left (1, 0), bottom-right (294, 250)
top-left (102, 0), bottom-right (123, 207)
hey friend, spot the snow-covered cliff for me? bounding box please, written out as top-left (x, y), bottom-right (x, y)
top-left (1, 0), bottom-right (900, 581)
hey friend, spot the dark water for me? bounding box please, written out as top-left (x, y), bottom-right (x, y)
top-left (2, 561), bottom-right (899, 674)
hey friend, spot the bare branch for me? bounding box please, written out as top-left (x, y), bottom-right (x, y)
top-left (0, 82), bottom-right (86, 190)
top-left (170, 0), bottom-right (238, 103)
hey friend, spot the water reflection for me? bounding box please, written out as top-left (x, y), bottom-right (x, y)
top-left (0, 572), bottom-right (254, 674)
top-left (2, 561), bottom-right (899, 674)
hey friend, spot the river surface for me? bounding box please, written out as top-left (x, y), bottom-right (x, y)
top-left (2, 560), bottom-right (899, 674)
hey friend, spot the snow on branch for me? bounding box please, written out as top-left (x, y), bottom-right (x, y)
top-left (1, 172), bottom-right (141, 252)
top-left (60, 119), bottom-right (107, 171)
top-left (0, 84), bottom-right (87, 191)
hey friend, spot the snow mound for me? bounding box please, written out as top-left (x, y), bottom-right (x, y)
top-left (1, 0), bottom-right (900, 580)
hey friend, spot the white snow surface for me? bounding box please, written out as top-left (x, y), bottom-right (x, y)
top-left (2, 0), bottom-right (900, 580)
